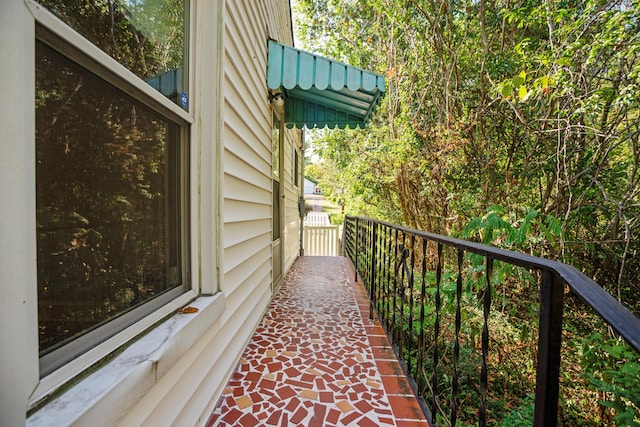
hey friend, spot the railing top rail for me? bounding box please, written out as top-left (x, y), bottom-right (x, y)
top-left (345, 215), bottom-right (640, 353)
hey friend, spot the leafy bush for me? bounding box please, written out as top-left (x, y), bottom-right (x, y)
top-left (581, 334), bottom-right (640, 426)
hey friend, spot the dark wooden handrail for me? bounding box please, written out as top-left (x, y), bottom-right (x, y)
top-left (343, 215), bottom-right (640, 427)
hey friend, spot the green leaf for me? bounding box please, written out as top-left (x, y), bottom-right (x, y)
top-left (518, 85), bottom-right (528, 100)
top-left (539, 75), bottom-right (549, 89)
top-left (501, 83), bottom-right (513, 97)
top-left (512, 75), bottom-right (525, 87)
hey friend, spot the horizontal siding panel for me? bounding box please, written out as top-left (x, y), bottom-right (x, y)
top-left (222, 266), bottom-right (271, 329)
top-left (221, 122), bottom-right (269, 174)
top-left (228, 0), bottom-right (267, 71)
top-left (224, 199), bottom-right (271, 223)
top-left (222, 52), bottom-right (266, 131)
top-left (283, 219), bottom-right (300, 272)
top-left (225, 27), bottom-right (267, 98)
top-left (223, 257), bottom-right (272, 305)
top-left (223, 28), bottom-right (265, 114)
top-left (227, 0), bottom-right (264, 55)
top-left (222, 90), bottom-right (267, 155)
top-left (224, 219), bottom-right (271, 249)
top-left (224, 2), bottom-right (267, 120)
top-left (264, 0), bottom-right (292, 44)
top-left (223, 147), bottom-right (270, 190)
top-left (283, 199), bottom-right (300, 221)
top-left (223, 114), bottom-right (270, 169)
top-left (222, 106), bottom-right (269, 169)
top-left (223, 235), bottom-right (271, 275)
top-left (224, 249), bottom-right (271, 295)
top-left (223, 174), bottom-right (270, 204)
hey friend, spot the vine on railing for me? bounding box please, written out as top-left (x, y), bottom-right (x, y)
top-left (343, 216), bottom-right (640, 427)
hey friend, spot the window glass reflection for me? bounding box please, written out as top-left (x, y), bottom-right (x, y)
top-left (39, 0), bottom-right (187, 105)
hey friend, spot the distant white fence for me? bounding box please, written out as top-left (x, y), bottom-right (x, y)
top-left (303, 225), bottom-right (342, 256)
top-left (304, 211), bottom-right (331, 226)
top-left (303, 212), bottom-right (341, 256)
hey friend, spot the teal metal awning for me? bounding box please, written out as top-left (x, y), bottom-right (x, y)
top-left (267, 40), bottom-right (386, 129)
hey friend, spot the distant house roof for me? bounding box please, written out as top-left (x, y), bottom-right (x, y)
top-left (267, 40), bottom-right (386, 130)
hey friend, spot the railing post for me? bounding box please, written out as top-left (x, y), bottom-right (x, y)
top-left (479, 258), bottom-right (493, 426)
top-left (432, 242), bottom-right (443, 427)
top-left (369, 222), bottom-right (377, 320)
top-left (534, 269), bottom-right (564, 427)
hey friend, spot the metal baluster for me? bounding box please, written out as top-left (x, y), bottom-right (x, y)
top-left (432, 242), bottom-right (443, 426)
top-left (392, 228), bottom-right (399, 342)
top-left (359, 222), bottom-right (364, 282)
top-left (342, 218), bottom-right (347, 258)
top-left (343, 218), bottom-right (349, 259)
top-left (398, 232), bottom-right (407, 359)
top-left (480, 258), bottom-right (493, 426)
top-left (385, 225), bottom-right (393, 331)
top-left (354, 217), bottom-right (359, 282)
top-left (351, 220), bottom-right (355, 260)
top-left (367, 220), bottom-right (373, 286)
top-left (407, 234), bottom-right (416, 376)
top-left (362, 221), bottom-right (367, 283)
top-left (362, 221), bottom-right (368, 286)
top-left (369, 222), bottom-right (374, 283)
top-left (378, 224), bottom-right (387, 316)
top-left (370, 222), bottom-right (378, 320)
top-left (349, 218), bottom-right (354, 260)
top-left (374, 224), bottom-right (381, 315)
top-left (451, 248), bottom-right (463, 426)
top-left (417, 237), bottom-right (428, 392)
top-left (534, 270), bottom-right (564, 427)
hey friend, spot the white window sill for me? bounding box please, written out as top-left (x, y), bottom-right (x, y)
top-left (27, 292), bottom-right (225, 427)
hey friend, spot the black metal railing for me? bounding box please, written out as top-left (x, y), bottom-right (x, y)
top-left (343, 215), bottom-right (640, 427)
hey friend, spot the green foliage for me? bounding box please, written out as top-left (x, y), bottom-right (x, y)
top-left (460, 205), bottom-right (563, 257)
top-left (371, 247), bottom-right (539, 426)
top-left (298, 0), bottom-right (640, 423)
top-left (295, 0), bottom-right (640, 303)
top-left (502, 394), bottom-right (535, 426)
top-left (581, 334), bottom-right (640, 426)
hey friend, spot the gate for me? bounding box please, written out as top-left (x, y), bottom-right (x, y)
top-left (303, 212), bottom-right (341, 256)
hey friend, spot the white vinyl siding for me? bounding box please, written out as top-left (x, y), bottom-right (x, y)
top-left (224, 199), bottom-right (272, 222)
top-left (282, 131), bottom-right (303, 271)
top-left (222, 0), bottom-right (273, 310)
top-left (266, 0), bottom-right (295, 43)
top-left (3, 1), bottom-right (302, 426)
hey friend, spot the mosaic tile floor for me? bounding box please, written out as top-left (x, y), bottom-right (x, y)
top-left (206, 256), bottom-right (430, 427)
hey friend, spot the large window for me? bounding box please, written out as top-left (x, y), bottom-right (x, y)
top-left (35, 0), bottom-right (189, 376)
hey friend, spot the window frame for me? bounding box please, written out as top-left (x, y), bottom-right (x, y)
top-left (28, 0), bottom-right (196, 406)
top-left (292, 142), bottom-right (300, 188)
top-left (272, 112), bottom-right (282, 242)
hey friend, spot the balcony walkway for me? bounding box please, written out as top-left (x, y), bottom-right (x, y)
top-left (206, 256), bottom-right (430, 427)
